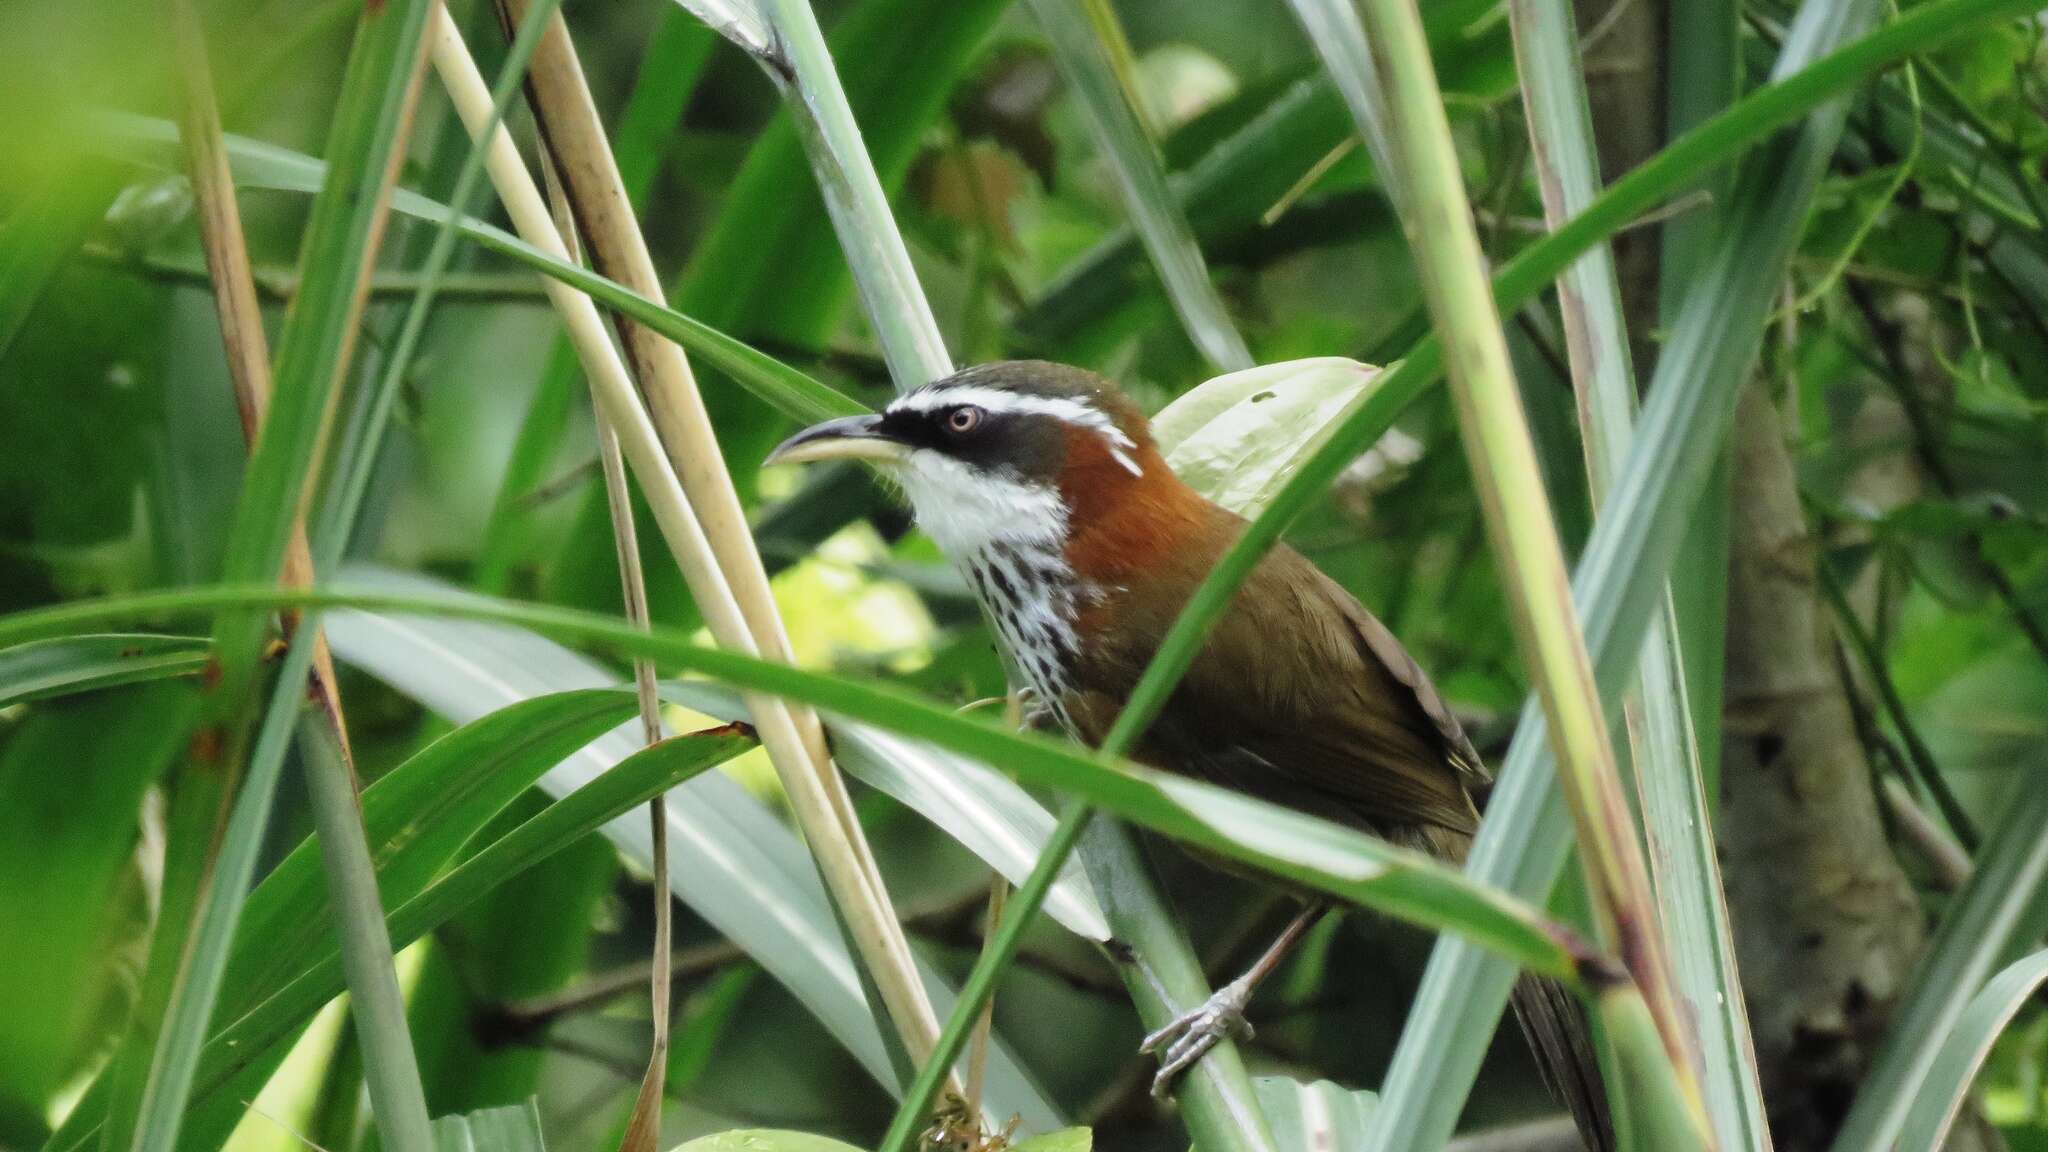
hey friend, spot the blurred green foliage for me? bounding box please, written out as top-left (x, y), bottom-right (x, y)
top-left (2, 0), bottom-right (2048, 1149)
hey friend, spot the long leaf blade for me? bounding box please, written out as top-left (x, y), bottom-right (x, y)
top-left (1022, 0), bottom-right (1252, 371)
top-left (0, 634), bottom-right (208, 709)
top-left (1507, 2), bottom-right (1767, 1148)
top-left (1894, 949), bottom-right (2048, 1152)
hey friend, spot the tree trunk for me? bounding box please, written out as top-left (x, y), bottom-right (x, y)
top-left (1721, 385), bottom-right (2002, 1152)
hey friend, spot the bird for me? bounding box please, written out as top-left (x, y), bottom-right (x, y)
top-left (766, 360), bottom-right (1610, 1149)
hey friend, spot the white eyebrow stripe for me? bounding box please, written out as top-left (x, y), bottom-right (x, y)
top-left (887, 384), bottom-right (1143, 476)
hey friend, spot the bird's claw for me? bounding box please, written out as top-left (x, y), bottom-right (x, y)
top-left (1140, 981), bottom-right (1253, 1098)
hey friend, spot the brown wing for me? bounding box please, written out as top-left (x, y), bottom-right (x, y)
top-left (1101, 540), bottom-right (1485, 841)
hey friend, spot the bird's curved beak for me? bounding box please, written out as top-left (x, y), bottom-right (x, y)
top-left (763, 413), bottom-right (910, 467)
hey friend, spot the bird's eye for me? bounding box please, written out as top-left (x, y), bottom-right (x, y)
top-left (945, 406), bottom-right (983, 435)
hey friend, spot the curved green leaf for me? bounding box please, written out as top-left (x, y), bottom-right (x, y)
top-left (0, 633), bottom-right (207, 708)
top-left (220, 689), bottom-right (642, 1017)
top-left (85, 114), bottom-right (865, 428)
top-left (188, 727), bottom-right (756, 1152)
top-left (0, 582), bottom-right (1592, 986)
top-left (316, 569), bottom-right (1067, 1130)
top-left (1895, 949), bottom-right (2048, 1152)
top-left (1150, 357), bottom-right (1396, 519)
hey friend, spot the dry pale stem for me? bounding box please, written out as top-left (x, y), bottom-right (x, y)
top-left (169, 0), bottom-right (355, 772)
top-left (426, 7), bottom-right (945, 1072)
top-left (491, 1), bottom-right (923, 1011)
top-left (537, 152), bottom-right (673, 1152)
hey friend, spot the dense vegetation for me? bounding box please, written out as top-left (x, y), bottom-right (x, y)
top-left (3, 0), bottom-right (2048, 1150)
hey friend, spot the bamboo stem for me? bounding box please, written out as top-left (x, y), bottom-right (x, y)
top-left (1354, 0), bottom-right (1704, 1130)
top-left (425, 8), bottom-right (946, 1077)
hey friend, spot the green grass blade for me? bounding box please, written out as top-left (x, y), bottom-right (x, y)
top-left (318, 581), bottom-right (1065, 1129)
top-left (0, 634), bottom-right (208, 708)
top-left (191, 726), bottom-right (755, 1143)
top-left (1894, 948), bottom-right (2048, 1152)
top-left (0, 583), bottom-right (1595, 985)
top-left (875, 803), bottom-right (1094, 1152)
top-left (101, 4), bottom-right (438, 1149)
top-left (1352, 0), bottom-right (1701, 1127)
top-left (1827, 769), bottom-right (2048, 1152)
top-left (751, 0), bottom-right (960, 387)
top-left (1660, 0), bottom-right (1737, 804)
top-left (1593, 982), bottom-right (1710, 1152)
top-left (1372, 0), bottom-right (1891, 1146)
top-left (296, 714), bottom-right (433, 1152)
top-left (1022, 0), bottom-right (1253, 371)
top-left (1508, 3), bottom-right (1766, 1148)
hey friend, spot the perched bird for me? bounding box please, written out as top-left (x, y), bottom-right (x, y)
top-left (767, 360), bottom-right (1609, 1148)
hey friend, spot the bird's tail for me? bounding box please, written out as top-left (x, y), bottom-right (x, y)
top-left (1511, 972), bottom-right (1615, 1152)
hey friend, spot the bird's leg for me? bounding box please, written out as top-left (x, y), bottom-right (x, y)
top-left (1141, 902), bottom-right (1328, 1096)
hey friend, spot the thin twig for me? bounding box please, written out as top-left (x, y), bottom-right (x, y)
top-left (1881, 777), bottom-right (1975, 891)
top-left (1815, 558), bottom-right (1981, 850)
top-left (964, 878), bottom-right (1008, 1117)
top-left (1846, 279), bottom-right (2048, 672)
top-left (537, 148), bottom-right (674, 1152)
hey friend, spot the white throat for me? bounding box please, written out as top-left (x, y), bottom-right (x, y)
top-left (896, 450), bottom-right (1084, 730)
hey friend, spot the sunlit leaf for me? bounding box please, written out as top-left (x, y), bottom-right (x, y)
top-left (1151, 357), bottom-right (1402, 519)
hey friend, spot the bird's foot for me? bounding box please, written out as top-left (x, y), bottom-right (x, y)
top-left (1140, 978), bottom-right (1254, 1098)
